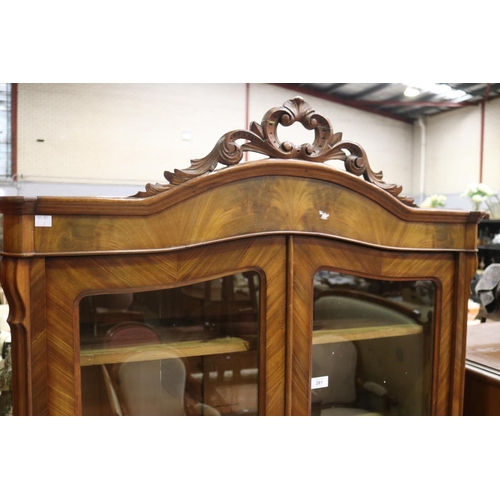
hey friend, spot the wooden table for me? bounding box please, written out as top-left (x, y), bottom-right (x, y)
top-left (464, 321), bottom-right (500, 416)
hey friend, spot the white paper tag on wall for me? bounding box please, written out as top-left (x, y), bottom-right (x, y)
top-left (35, 215), bottom-right (52, 227)
top-left (311, 376), bottom-right (329, 389)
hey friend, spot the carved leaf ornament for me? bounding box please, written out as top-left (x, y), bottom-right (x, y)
top-left (136, 97), bottom-right (416, 207)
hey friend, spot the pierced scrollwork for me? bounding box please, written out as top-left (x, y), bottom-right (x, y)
top-left (339, 141), bottom-right (416, 207)
top-left (134, 96), bottom-right (415, 207)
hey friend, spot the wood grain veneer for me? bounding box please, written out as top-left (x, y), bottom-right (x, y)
top-left (43, 237), bottom-right (286, 415)
top-left (1, 167), bottom-right (481, 258)
top-left (0, 96), bottom-right (482, 415)
top-left (290, 236), bottom-right (462, 416)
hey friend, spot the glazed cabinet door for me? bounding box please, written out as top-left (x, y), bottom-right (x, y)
top-left (290, 236), bottom-right (461, 416)
top-left (44, 236), bottom-right (287, 416)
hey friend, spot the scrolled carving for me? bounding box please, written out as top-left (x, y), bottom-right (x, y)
top-left (0, 259), bottom-right (27, 339)
top-left (134, 96), bottom-right (415, 206)
top-left (335, 141), bottom-right (416, 207)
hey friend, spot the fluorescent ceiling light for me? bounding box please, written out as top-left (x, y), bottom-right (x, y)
top-left (405, 83), bottom-right (432, 91)
top-left (442, 89), bottom-right (467, 100)
top-left (403, 83), bottom-right (470, 101)
top-left (429, 84), bottom-right (451, 95)
top-left (404, 87), bottom-right (420, 97)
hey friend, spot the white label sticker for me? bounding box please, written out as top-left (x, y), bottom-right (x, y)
top-left (311, 376), bottom-right (329, 389)
top-left (35, 215), bottom-right (52, 227)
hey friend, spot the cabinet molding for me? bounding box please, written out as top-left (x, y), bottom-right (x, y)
top-left (0, 97), bottom-right (482, 415)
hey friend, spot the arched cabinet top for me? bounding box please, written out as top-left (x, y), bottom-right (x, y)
top-left (0, 97), bottom-right (484, 257)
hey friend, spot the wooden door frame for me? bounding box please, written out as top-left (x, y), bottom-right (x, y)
top-left (41, 236), bottom-right (287, 416)
top-left (289, 235), bottom-right (467, 416)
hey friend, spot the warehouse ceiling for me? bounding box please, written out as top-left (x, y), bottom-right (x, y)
top-left (273, 83), bottom-right (500, 124)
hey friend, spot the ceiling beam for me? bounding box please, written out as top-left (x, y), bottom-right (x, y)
top-left (271, 83), bottom-right (500, 123)
top-left (349, 83), bottom-right (397, 99)
top-left (322, 83), bottom-right (350, 93)
top-left (271, 83), bottom-right (414, 124)
top-left (361, 100), bottom-right (474, 108)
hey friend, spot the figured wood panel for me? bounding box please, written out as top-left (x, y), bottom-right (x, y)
top-left (2, 214), bottom-right (35, 254)
top-left (44, 236), bottom-right (287, 416)
top-left (0, 97), bottom-right (483, 418)
top-left (450, 252), bottom-right (479, 415)
top-left (29, 172), bottom-right (476, 256)
top-left (0, 258), bottom-right (31, 415)
top-left (290, 236), bottom-right (458, 416)
top-left (0, 257), bottom-right (47, 415)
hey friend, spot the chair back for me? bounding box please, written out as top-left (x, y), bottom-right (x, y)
top-left (106, 321), bottom-right (159, 347)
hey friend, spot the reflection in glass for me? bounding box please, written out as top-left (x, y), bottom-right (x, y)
top-left (311, 271), bottom-right (435, 416)
top-left (79, 272), bottom-right (260, 416)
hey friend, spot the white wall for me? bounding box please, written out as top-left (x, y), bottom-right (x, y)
top-left (425, 105), bottom-right (481, 207)
top-left (5, 83), bottom-right (499, 210)
top-left (7, 83), bottom-right (415, 199)
top-left (483, 98), bottom-right (500, 190)
top-left (15, 83), bottom-right (247, 193)
top-left (415, 98), bottom-right (500, 210)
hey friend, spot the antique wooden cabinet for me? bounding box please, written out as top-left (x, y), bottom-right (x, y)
top-left (0, 97), bottom-right (482, 416)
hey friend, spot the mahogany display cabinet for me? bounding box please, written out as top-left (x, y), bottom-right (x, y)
top-left (0, 97), bottom-right (482, 416)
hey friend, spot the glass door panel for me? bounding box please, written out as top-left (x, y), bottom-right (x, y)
top-left (79, 272), bottom-right (260, 416)
top-left (311, 271), bottom-right (435, 416)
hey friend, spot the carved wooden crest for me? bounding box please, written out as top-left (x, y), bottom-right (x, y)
top-left (134, 96), bottom-right (416, 207)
